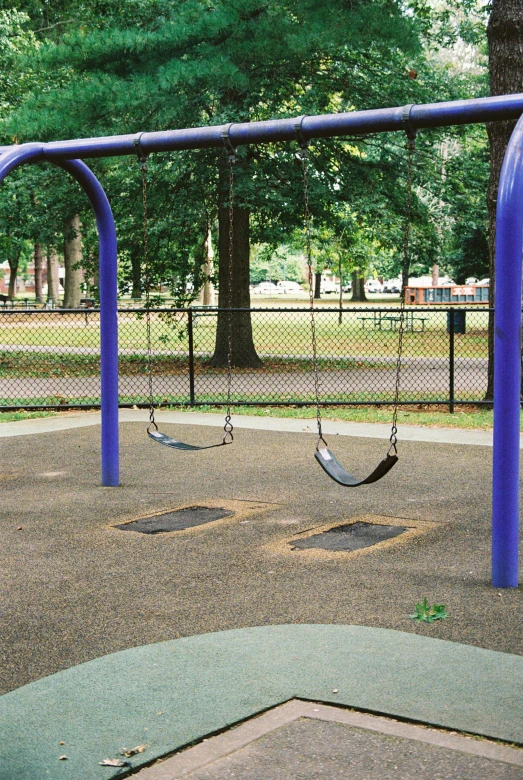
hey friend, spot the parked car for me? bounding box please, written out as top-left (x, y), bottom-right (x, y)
top-left (276, 281), bottom-right (303, 294)
top-left (364, 279), bottom-right (384, 293)
top-left (320, 280), bottom-right (340, 294)
top-left (252, 282), bottom-right (280, 295)
top-left (383, 279), bottom-right (401, 294)
top-left (342, 281), bottom-right (352, 293)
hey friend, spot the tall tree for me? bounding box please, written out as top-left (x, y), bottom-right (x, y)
top-left (63, 214), bottom-right (83, 307)
top-left (3, 0), bottom-right (427, 365)
top-left (486, 0), bottom-right (523, 398)
top-left (33, 241), bottom-right (43, 301)
top-left (46, 246), bottom-right (60, 304)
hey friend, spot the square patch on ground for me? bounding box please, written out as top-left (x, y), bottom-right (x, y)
top-left (264, 514), bottom-right (438, 559)
top-left (290, 521), bottom-right (407, 552)
top-left (115, 506), bottom-right (235, 534)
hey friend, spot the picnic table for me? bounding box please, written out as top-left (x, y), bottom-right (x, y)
top-left (357, 311), bottom-right (428, 332)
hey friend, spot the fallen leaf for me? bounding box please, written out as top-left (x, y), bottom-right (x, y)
top-left (99, 758), bottom-right (126, 767)
top-left (121, 744), bottom-right (147, 757)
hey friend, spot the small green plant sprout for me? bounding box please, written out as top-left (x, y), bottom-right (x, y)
top-left (409, 597), bottom-right (449, 623)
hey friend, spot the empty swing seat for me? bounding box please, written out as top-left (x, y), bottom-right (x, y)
top-left (148, 429), bottom-right (230, 451)
top-left (314, 447), bottom-right (398, 487)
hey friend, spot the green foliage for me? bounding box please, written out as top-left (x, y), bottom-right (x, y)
top-left (409, 597), bottom-right (449, 623)
top-left (0, 0), bottom-right (492, 298)
top-left (249, 244), bottom-right (305, 285)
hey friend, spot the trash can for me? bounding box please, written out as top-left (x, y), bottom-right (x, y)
top-left (447, 309), bottom-right (466, 334)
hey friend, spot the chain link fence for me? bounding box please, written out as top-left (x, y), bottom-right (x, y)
top-left (0, 306), bottom-right (493, 410)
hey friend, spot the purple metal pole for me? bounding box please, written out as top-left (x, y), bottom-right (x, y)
top-left (0, 145), bottom-right (119, 486)
top-left (2, 94), bottom-right (523, 160)
top-left (492, 115), bottom-right (523, 588)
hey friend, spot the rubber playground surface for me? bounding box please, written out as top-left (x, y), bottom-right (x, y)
top-left (0, 411), bottom-right (522, 778)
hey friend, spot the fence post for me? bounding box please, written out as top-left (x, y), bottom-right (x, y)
top-left (188, 308), bottom-right (195, 406)
top-left (448, 308), bottom-right (455, 413)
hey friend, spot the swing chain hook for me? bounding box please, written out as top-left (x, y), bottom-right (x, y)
top-left (294, 115), bottom-right (309, 159)
top-left (387, 426), bottom-right (398, 456)
top-left (222, 414), bottom-right (234, 445)
top-left (133, 133), bottom-right (149, 169)
top-left (401, 104), bottom-right (417, 148)
top-left (221, 123), bottom-right (237, 163)
top-left (147, 411), bottom-right (159, 435)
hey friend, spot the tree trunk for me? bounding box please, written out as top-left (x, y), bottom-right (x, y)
top-left (485, 0), bottom-right (523, 400)
top-left (46, 247), bottom-right (61, 305)
top-left (7, 250), bottom-right (20, 299)
top-left (401, 263), bottom-right (410, 301)
top-left (199, 227), bottom-right (216, 306)
top-left (210, 205), bottom-right (262, 367)
top-left (131, 245), bottom-right (142, 299)
top-left (63, 214), bottom-right (83, 308)
top-left (314, 271), bottom-right (321, 299)
top-left (431, 264), bottom-right (439, 286)
top-left (351, 272), bottom-right (367, 302)
top-left (34, 243), bottom-right (43, 303)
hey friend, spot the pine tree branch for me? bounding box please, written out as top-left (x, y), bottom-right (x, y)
top-left (34, 19), bottom-right (75, 34)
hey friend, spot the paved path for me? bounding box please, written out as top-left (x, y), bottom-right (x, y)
top-left (0, 408), bottom-right (503, 446)
top-left (137, 701), bottom-right (523, 780)
top-left (0, 362), bottom-right (486, 399)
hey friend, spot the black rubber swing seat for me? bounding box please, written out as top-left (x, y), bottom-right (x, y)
top-left (148, 429), bottom-right (231, 451)
top-left (314, 447), bottom-right (398, 487)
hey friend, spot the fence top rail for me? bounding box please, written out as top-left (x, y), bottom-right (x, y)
top-left (0, 306), bottom-right (497, 314)
top-left (1, 94), bottom-right (523, 160)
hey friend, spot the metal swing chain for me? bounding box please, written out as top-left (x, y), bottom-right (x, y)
top-left (222, 129), bottom-right (236, 444)
top-left (389, 131), bottom-right (416, 456)
top-left (297, 133), bottom-right (325, 449)
top-left (136, 143), bottom-right (158, 434)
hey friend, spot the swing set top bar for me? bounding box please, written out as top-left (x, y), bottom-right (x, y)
top-left (2, 93), bottom-right (523, 160)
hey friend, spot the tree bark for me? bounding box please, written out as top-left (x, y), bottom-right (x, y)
top-left (314, 271), bottom-right (321, 299)
top-left (63, 214), bottom-right (83, 308)
top-left (199, 227), bottom-right (216, 306)
top-left (351, 271), bottom-right (367, 302)
top-left (485, 0), bottom-right (523, 400)
top-left (7, 249), bottom-right (20, 300)
top-left (34, 243), bottom-right (43, 303)
top-left (46, 246), bottom-right (61, 305)
top-left (401, 263), bottom-right (410, 302)
top-left (130, 245), bottom-right (142, 299)
top-left (210, 205), bottom-right (262, 367)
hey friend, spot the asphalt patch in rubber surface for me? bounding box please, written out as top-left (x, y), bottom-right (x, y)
top-left (290, 521), bottom-right (407, 552)
top-left (115, 506), bottom-right (235, 534)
